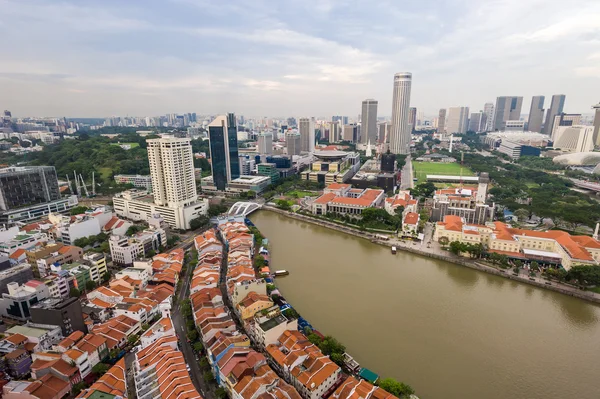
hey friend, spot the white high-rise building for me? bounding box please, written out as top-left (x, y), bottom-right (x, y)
top-left (389, 72), bottom-right (412, 154)
top-left (446, 107), bottom-right (470, 134)
top-left (299, 117), bottom-right (315, 153)
top-left (257, 132), bottom-right (273, 155)
top-left (147, 137), bottom-right (197, 207)
top-left (113, 136), bottom-right (208, 230)
top-left (361, 99), bottom-right (378, 145)
top-left (593, 101), bottom-right (600, 146)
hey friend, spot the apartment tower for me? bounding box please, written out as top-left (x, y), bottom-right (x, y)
top-left (493, 96), bottom-right (523, 131)
top-left (146, 136), bottom-right (197, 207)
top-left (298, 117), bottom-right (315, 153)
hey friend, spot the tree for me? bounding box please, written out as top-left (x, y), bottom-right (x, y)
top-left (102, 271), bottom-right (112, 283)
top-left (70, 287), bottom-right (81, 298)
top-left (275, 199), bottom-right (292, 210)
top-left (308, 333), bottom-right (322, 346)
top-left (70, 206), bottom-right (89, 215)
top-left (193, 342), bottom-right (204, 353)
top-left (128, 334), bottom-right (139, 345)
top-left (85, 280), bottom-right (97, 291)
top-left (109, 348), bottom-right (120, 359)
top-left (203, 370), bottom-right (215, 383)
top-left (187, 329), bottom-right (198, 342)
top-left (74, 237), bottom-right (90, 248)
top-left (215, 387), bottom-right (228, 399)
top-left (207, 203), bottom-right (228, 217)
top-left (438, 236), bottom-right (449, 246)
top-left (247, 190), bottom-right (256, 199)
top-left (190, 215), bottom-right (210, 230)
top-left (92, 363), bottom-right (110, 376)
top-left (71, 382), bottom-right (88, 396)
top-left (330, 352), bottom-right (345, 367)
top-left (378, 378), bottom-right (415, 398)
top-left (319, 336), bottom-right (345, 356)
top-left (253, 255), bottom-right (266, 269)
top-left (566, 265), bottom-right (600, 286)
top-left (141, 323), bottom-right (150, 331)
top-left (126, 225), bottom-right (143, 236)
top-left (146, 249), bottom-right (156, 258)
top-left (530, 261), bottom-right (540, 272)
top-left (199, 357), bottom-right (210, 370)
top-left (513, 208), bottom-right (530, 222)
top-left (283, 308), bottom-right (299, 320)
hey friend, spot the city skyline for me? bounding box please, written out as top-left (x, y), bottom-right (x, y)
top-left (1, 0), bottom-right (599, 117)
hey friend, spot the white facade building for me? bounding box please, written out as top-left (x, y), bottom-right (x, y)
top-left (553, 125), bottom-right (595, 153)
top-left (114, 174), bottom-right (153, 192)
top-left (389, 72), bottom-right (412, 154)
top-left (257, 132), bottom-right (273, 155)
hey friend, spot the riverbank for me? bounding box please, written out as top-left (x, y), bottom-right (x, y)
top-left (263, 206), bottom-right (600, 305)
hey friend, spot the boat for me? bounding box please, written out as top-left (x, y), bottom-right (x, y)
top-left (274, 270), bottom-right (289, 276)
top-left (391, 246), bottom-right (397, 254)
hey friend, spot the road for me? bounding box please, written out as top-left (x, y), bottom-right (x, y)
top-left (171, 232), bottom-right (217, 399)
top-left (400, 155), bottom-right (414, 190)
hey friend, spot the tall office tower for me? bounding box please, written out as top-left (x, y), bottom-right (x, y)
top-left (468, 111), bottom-right (485, 133)
top-left (483, 103), bottom-right (494, 132)
top-left (208, 113), bottom-right (240, 191)
top-left (257, 132), bottom-right (273, 155)
top-left (417, 110), bottom-right (424, 126)
top-left (446, 107), bottom-right (470, 134)
top-left (298, 117), bottom-right (315, 152)
top-left (285, 131), bottom-right (301, 156)
top-left (408, 107), bottom-right (417, 133)
top-left (437, 109), bottom-right (446, 135)
top-left (330, 121), bottom-right (341, 143)
top-left (550, 113), bottom-right (582, 140)
top-left (493, 96), bottom-right (523, 131)
top-left (592, 102), bottom-right (600, 146)
top-left (389, 72), bottom-right (412, 154)
top-left (378, 122), bottom-right (390, 144)
top-left (147, 136), bottom-right (197, 207)
top-left (2, 110), bottom-right (12, 127)
top-left (543, 94), bottom-right (566, 135)
top-left (527, 96), bottom-right (545, 133)
top-left (361, 99), bottom-right (378, 144)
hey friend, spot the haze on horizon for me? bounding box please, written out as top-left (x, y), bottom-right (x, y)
top-left (1, 0), bottom-right (599, 118)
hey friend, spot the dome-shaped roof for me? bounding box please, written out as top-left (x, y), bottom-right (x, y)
top-left (553, 152), bottom-right (600, 165)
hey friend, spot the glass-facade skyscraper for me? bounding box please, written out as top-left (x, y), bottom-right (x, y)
top-left (208, 113), bottom-right (240, 191)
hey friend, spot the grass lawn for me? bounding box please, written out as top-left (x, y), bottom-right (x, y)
top-left (412, 161), bottom-right (474, 184)
top-left (110, 142), bottom-right (140, 149)
top-left (286, 190), bottom-right (317, 198)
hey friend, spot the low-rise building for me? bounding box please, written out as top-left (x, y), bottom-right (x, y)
top-left (62, 348), bottom-right (91, 378)
top-left (5, 323), bottom-right (63, 352)
top-left (401, 212), bottom-right (420, 236)
top-left (26, 243), bottom-right (83, 278)
top-left (30, 297), bottom-right (87, 336)
top-left (301, 150), bottom-right (361, 185)
top-left (236, 291), bottom-right (273, 320)
top-left (48, 207), bottom-right (113, 245)
top-left (114, 174), bottom-right (153, 191)
top-left (266, 330), bottom-right (342, 399)
top-left (330, 376), bottom-right (396, 399)
top-left (109, 227), bottom-right (165, 266)
top-left (76, 358), bottom-right (126, 398)
top-left (2, 374), bottom-right (71, 399)
top-left (249, 307), bottom-right (298, 349)
top-left (0, 264), bottom-right (34, 295)
top-left (0, 281), bottom-right (50, 321)
top-left (312, 186), bottom-right (385, 217)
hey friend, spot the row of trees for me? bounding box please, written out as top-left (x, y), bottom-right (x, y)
top-left (447, 241), bottom-right (484, 258)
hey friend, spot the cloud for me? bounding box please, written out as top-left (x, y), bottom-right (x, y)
top-left (0, 0), bottom-right (599, 117)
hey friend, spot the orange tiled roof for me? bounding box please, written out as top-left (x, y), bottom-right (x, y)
top-left (313, 193), bottom-right (337, 205)
top-left (9, 248), bottom-right (27, 260)
top-left (327, 183), bottom-right (351, 190)
top-left (5, 333), bottom-right (28, 346)
top-left (404, 212), bottom-right (419, 225)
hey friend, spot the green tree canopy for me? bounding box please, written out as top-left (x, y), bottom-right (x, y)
top-left (378, 378), bottom-right (415, 398)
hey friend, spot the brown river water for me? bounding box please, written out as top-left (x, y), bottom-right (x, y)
top-left (250, 211), bottom-right (600, 399)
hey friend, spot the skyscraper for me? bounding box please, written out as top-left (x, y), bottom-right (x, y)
top-left (408, 107), bottom-right (417, 133)
top-left (298, 118), bottom-right (315, 153)
top-left (527, 96), bottom-right (545, 133)
top-left (208, 113), bottom-right (240, 191)
top-left (330, 121), bottom-right (341, 143)
top-left (378, 123), bottom-right (390, 144)
top-left (446, 107), bottom-right (470, 134)
top-left (483, 103), bottom-right (494, 132)
top-left (493, 96), bottom-right (523, 131)
top-left (468, 111), bottom-right (485, 133)
top-left (285, 131), bottom-right (301, 156)
top-left (147, 136), bottom-right (197, 207)
top-left (592, 102), bottom-right (600, 146)
top-left (257, 132), bottom-right (273, 155)
top-left (550, 113), bottom-right (581, 140)
top-left (437, 109), bottom-right (446, 135)
top-left (543, 94), bottom-right (566, 135)
top-left (389, 72), bottom-right (412, 154)
top-left (360, 99), bottom-right (378, 145)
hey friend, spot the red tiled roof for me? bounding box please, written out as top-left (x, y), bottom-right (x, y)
top-left (313, 193), bottom-right (337, 205)
top-left (404, 212), bottom-right (419, 225)
top-left (9, 248), bottom-right (26, 260)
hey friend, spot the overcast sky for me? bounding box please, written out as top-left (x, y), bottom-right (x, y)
top-left (1, 0), bottom-right (599, 119)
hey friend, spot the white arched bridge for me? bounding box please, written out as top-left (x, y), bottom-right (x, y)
top-left (228, 202), bottom-right (262, 217)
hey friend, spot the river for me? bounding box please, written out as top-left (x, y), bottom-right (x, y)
top-left (250, 211), bottom-right (600, 399)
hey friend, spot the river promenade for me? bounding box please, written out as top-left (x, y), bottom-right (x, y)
top-left (262, 205), bottom-right (600, 304)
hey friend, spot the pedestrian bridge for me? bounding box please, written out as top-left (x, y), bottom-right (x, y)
top-left (228, 202), bottom-right (262, 217)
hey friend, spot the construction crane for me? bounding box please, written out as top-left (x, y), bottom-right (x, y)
top-left (73, 171), bottom-right (81, 196)
top-left (65, 175), bottom-right (74, 195)
top-left (79, 174), bottom-right (89, 197)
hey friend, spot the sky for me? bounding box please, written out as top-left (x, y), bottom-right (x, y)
top-left (1, 0), bottom-right (600, 119)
